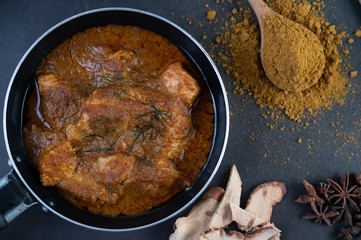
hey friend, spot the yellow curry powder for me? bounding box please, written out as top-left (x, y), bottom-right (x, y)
top-left (262, 14), bottom-right (325, 92)
top-left (354, 28), bottom-right (361, 37)
top-left (217, 0), bottom-right (348, 121)
top-left (206, 10), bottom-right (217, 21)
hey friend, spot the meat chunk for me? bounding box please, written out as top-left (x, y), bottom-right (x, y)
top-left (92, 153), bottom-right (136, 184)
top-left (65, 122), bottom-right (84, 142)
top-left (23, 124), bottom-right (64, 164)
top-left (160, 62), bottom-right (200, 108)
top-left (60, 81), bottom-right (196, 206)
top-left (37, 74), bottom-right (83, 130)
top-left (38, 73), bottom-right (58, 89)
top-left (131, 157), bottom-right (190, 198)
top-left (64, 85), bottom-right (193, 200)
top-left (109, 49), bottom-right (136, 62)
top-left (65, 87), bottom-right (152, 142)
top-left (57, 167), bottom-right (118, 204)
top-left (38, 141), bottom-right (77, 186)
top-left (66, 85), bottom-right (193, 162)
top-left (160, 100), bottom-right (193, 161)
top-left (104, 49), bottom-right (137, 74)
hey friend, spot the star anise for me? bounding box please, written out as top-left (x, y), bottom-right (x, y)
top-left (331, 205), bottom-right (353, 225)
top-left (337, 226), bottom-right (361, 240)
top-left (302, 202), bottom-right (339, 227)
top-left (353, 213), bottom-right (361, 227)
top-left (295, 180), bottom-right (324, 205)
top-left (338, 227), bottom-right (353, 240)
top-left (354, 173), bottom-right (361, 199)
top-left (355, 173), bottom-right (361, 186)
top-left (352, 186), bottom-right (361, 200)
top-left (317, 182), bottom-right (334, 202)
top-left (351, 226), bottom-right (361, 235)
top-left (328, 172), bottom-right (360, 211)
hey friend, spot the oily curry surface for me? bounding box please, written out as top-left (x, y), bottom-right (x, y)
top-left (23, 25), bottom-right (214, 216)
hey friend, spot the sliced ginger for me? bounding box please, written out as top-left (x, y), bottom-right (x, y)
top-left (169, 165), bottom-right (286, 240)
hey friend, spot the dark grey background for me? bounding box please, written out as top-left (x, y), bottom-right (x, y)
top-left (0, 0), bottom-right (361, 239)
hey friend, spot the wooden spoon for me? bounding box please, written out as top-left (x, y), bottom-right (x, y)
top-left (247, 0), bottom-right (325, 92)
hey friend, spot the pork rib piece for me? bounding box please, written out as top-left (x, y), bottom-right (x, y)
top-left (37, 73), bottom-right (83, 130)
top-left (91, 153), bottom-right (136, 184)
top-left (57, 167), bottom-right (118, 204)
top-left (160, 61), bottom-right (200, 108)
top-left (38, 140), bottom-right (78, 186)
top-left (63, 85), bottom-right (195, 201)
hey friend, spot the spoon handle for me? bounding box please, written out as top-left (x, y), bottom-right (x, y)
top-left (247, 0), bottom-right (275, 26)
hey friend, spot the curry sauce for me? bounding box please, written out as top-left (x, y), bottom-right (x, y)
top-left (22, 25), bottom-right (214, 216)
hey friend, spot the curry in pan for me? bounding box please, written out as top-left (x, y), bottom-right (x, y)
top-left (23, 25), bottom-right (214, 216)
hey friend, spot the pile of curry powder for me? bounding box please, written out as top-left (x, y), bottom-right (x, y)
top-left (262, 14), bottom-right (325, 92)
top-left (215, 0), bottom-right (348, 122)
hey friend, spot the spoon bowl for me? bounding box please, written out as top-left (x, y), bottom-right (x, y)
top-left (247, 0), bottom-right (325, 92)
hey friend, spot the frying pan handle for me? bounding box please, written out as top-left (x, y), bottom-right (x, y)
top-left (0, 170), bottom-right (37, 230)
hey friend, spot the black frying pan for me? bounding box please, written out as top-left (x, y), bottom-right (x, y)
top-left (0, 8), bottom-right (229, 231)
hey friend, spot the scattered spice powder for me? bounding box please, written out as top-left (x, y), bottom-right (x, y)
top-left (216, 0), bottom-right (348, 121)
top-left (354, 28), bottom-right (361, 37)
top-left (342, 49), bottom-right (349, 55)
top-left (206, 10), bottom-right (217, 21)
top-left (348, 38), bottom-right (354, 44)
top-left (262, 14), bottom-right (325, 92)
top-left (185, 0), bottom-right (361, 181)
top-left (350, 71), bottom-right (358, 78)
